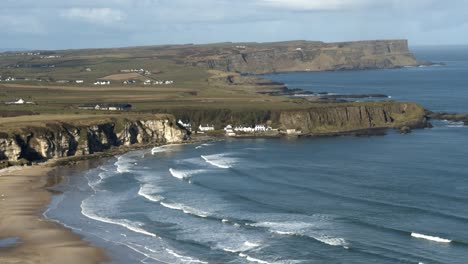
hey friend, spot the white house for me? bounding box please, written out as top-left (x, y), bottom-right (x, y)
top-left (75, 80), bottom-right (84, 84)
top-left (224, 125), bottom-right (236, 136)
top-left (94, 80), bottom-right (110, 85)
top-left (234, 126), bottom-right (254, 133)
top-left (144, 80), bottom-right (152, 85)
top-left (254, 125), bottom-right (268, 132)
top-left (199, 125), bottom-right (215, 132)
top-left (5, 98), bottom-right (25, 105)
top-left (178, 120), bottom-right (192, 129)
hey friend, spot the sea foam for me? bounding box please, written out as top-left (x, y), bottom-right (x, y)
top-left (201, 154), bottom-right (237, 169)
top-left (165, 248), bottom-right (208, 264)
top-left (411, 233), bottom-right (452, 243)
top-left (249, 221), bottom-right (348, 248)
top-left (239, 253), bottom-right (270, 264)
top-left (80, 199), bottom-right (157, 237)
top-left (138, 185), bottom-right (164, 202)
top-left (160, 201), bottom-right (210, 218)
top-left (169, 168), bottom-right (207, 180)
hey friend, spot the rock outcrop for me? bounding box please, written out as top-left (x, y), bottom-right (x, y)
top-left (0, 117), bottom-right (185, 166)
top-left (189, 40), bottom-right (425, 74)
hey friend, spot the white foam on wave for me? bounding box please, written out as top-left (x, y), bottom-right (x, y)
top-left (151, 146), bottom-right (167, 154)
top-left (169, 168), bottom-right (207, 180)
top-left (222, 240), bottom-right (262, 253)
top-left (440, 120), bottom-right (466, 128)
top-left (160, 201), bottom-right (210, 218)
top-left (165, 248), bottom-right (208, 264)
top-left (201, 154), bottom-right (237, 169)
top-left (80, 199), bottom-right (157, 238)
top-left (239, 253), bottom-right (270, 264)
top-left (138, 185), bottom-right (165, 202)
top-left (411, 233), bottom-right (452, 243)
top-left (115, 155), bottom-right (137, 173)
top-left (249, 221), bottom-right (348, 248)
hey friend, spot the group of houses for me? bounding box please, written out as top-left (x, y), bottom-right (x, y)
top-left (177, 120), bottom-right (275, 135)
top-left (144, 80), bottom-right (174, 85)
top-left (4, 98), bottom-right (35, 105)
top-left (78, 103), bottom-right (132, 111)
top-left (224, 124), bottom-right (273, 136)
top-left (120, 69), bottom-right (151, 75)
top-left (122, 79), bottom-right (175, 85)
top-left (0, 76), bottom-right (16, 82)
top-left (198, 124), bottom-right (215, 132)
top-left (94, 80), bottom-right (111, 85)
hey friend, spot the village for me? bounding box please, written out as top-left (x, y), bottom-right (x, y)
top-left (176, 119), bottom-right (301, 137)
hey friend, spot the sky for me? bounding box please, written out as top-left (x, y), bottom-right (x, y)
top-left (1, 0), bottom-right (468, 50)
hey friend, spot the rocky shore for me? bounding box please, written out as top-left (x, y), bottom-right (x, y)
top-left (426, 111), bottom-right (468, 125)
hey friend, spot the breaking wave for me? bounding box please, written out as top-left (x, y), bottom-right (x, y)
top-left (201, 153), bottom-right (237, 169)
top-left (165, 248), bottom-right (208, 264)
top-left (115, 156), bottom-right (137, 173)
top-left (151, 146), bottom-right (167, 154)
top-left (160, 201), bottom-right (210, 218)
top-left (80, 199), bottom-right (157, 238)
top-left (239, 253), bottom-right (270, 264)
top-left (411, 233), bottom-right (452, 243)
top-left (248, 221), bottom-right (348, 248)
top-left (137, 185), bottom-right (165, 202)
top-left (221, 241), bottom-right (262, 253)
top-left (169, 168), bottom-right (207, 180)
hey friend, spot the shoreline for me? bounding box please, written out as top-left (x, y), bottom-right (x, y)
top-left (0, 138), bottom-right (210, 264)
top-left (0, 129), bottom-right (423, 263)
top-left (0, 162), bottom-right (108, 264)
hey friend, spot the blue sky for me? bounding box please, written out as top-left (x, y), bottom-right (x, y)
top-left (1, 0), bottom-right (468, 50)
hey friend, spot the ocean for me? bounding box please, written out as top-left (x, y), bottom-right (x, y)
top-left (46, 46), bottom-right (468, 264)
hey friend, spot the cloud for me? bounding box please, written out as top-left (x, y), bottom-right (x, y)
top-left (61, 8), bottom-right (125, 25)
top-left (0, 15), bottom-right (45, 34)
top-left (257, 0), bottom-right (380, 11)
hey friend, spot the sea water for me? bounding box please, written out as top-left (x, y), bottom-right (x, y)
top-left (46, 46), bottom-right (468, 264)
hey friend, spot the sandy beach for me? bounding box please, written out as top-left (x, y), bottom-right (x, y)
top-left (0, 163), bottom-right (108, 264)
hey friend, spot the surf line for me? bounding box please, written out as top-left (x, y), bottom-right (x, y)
top-left (411, 233), bottom-right (451, 243)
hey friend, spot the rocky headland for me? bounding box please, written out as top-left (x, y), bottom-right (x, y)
top-left (189, 39), bottom-right (429, 74)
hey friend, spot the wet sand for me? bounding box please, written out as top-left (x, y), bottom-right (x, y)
top-left (0, 163), bottom-right (108, 264)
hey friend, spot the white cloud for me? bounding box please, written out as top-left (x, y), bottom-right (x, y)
top-left (258, 0), bottom-right (378, 11)
top-left (61, 8), bottom-right (125, 25)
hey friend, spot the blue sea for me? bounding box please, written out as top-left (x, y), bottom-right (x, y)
top-left (46, 46), bottom-right (468, 264)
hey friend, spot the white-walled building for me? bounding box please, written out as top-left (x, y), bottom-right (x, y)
top-left (94, 80), bottom-right (110, 85)
top-left (199, 125), bottom-right (215, 131)
top-left (5, 98), bottom-right (25, 105)
top-left (178, 120), bottom-right (192, 130)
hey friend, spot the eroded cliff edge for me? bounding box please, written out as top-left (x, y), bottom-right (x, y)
top-left (0, 115), bottom-right (185, 167)
top-left (189, 40), bottom-right (425, 74)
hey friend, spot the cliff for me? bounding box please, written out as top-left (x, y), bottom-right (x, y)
top-left (159, 102), bottom-right (427, 134)
top-left (0, 116), bottom-right (185, 166)
top-left (277, 102), bottom-right (426, 134)
top-left (190, 40), bottom-right (423, 74)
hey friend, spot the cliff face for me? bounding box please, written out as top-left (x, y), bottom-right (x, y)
top-left (197, 40), bottom-right (421, 74)
top-left (0, 118), bottom-right (185, 165)
top-left (278, 102), bottom-right (426, 134)
top-left (160, 102), bottom-right (427, 133)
